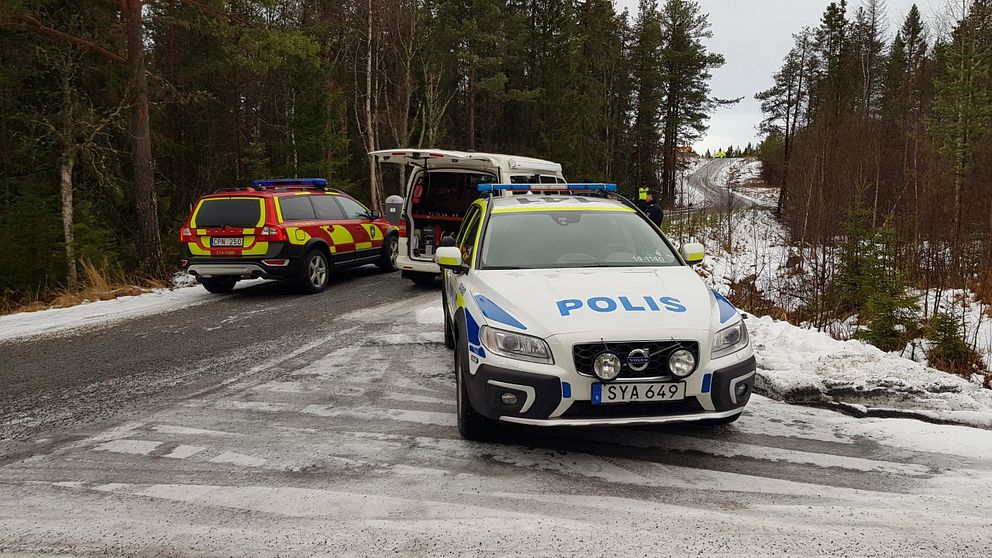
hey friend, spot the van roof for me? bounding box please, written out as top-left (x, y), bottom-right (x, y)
top-left (370, 149), bottom-right (563, 174)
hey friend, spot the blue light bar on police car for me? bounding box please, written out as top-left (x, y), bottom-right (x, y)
top-left (477, 183), bottom-right (618, 193)
top-left (252, 178), bottom-right (328, 188)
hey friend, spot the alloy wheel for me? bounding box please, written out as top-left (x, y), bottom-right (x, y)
top-left (309, 255), bottom-right (327, 287)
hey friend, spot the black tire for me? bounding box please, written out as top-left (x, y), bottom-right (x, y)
top-left (377, 234), bottom-right (399, 272)
top-left (442, 288), bottom-right (455, 350)
top-left (455, 332), bottom-right (499, 440)
top-left (298, 249), bottom-right (330, 294)
top-left (409, 271), bottom-right (436, 288)
top-left (201, 277), bottom-right (237, 294)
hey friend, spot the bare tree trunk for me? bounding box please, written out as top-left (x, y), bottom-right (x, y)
top-left (59, 145), bottom-right (78, 286)
top-left (364, 0), bottom-right (381, 209)
top-left (120, 0), bottom-right (164, 277)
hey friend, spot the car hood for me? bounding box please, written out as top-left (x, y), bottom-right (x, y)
top-left (469, 267), bottom-right (721, 339)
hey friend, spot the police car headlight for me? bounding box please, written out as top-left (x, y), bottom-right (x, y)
top-left (668, 349), bottom-right (696, 378)
top-left (711, 320), bottom-right (750, 359)
top-left (480, 326), bottom-right (553, 364)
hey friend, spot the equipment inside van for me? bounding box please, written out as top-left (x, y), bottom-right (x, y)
top-left (370, 149), bottom-right (565, 287)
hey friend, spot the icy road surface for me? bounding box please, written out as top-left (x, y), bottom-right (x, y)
top-left (2, 276), bottom-right (992, 556)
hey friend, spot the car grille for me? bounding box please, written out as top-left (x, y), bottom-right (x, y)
top-left (572, 340), bottom-right (700, 379)
top-left (561, 398), bottom-right (705, 419)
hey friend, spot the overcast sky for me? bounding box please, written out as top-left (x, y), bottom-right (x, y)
top-left (615, 0), bottom-right (938, 153)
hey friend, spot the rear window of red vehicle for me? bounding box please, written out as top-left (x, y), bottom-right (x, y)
top-left (193, 198), bottom-right (264, 228)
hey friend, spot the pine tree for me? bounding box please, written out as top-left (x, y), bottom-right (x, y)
top-left (926, 312), bottom-right (986, 374)
top-left (832, 209), bottom-right (919, 351)
top-left (812, 1), bottom-right (855, 118)
top-left (756, 28), bottom-right (814, 213)
top-left (851, 0), bottom-right (888, 116)
top-left (658, 0), bottom-right (729, 202)
top-left (930, 0), bottom-right (992, 244)
top-left (629, 0), bottom-right (665, 193)
top-left (568, 0), bottom-right (628, 181)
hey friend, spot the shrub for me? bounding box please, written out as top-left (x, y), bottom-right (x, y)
top-left (925, 312), bottom-right (986, 375)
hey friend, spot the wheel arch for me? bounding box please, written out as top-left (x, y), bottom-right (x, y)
top-left (304, 239), bottom-right (335, 265)
top-left (453, 306), bottom-right (466, 342)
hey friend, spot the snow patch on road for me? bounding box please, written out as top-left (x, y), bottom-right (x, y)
top-left (301, 405), bottom-right (456, 427)
top-left (210, 451), bottom-right (267, 467)
top-left (163, 445), bottom-right (205, 459)
top-left (92, 439), bottom-right (162, 456)
top-left (151, 424), bottom-right (239, 437)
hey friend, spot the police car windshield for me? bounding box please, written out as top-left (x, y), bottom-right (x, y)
top-left (479, 209), bottom-right (679, 269)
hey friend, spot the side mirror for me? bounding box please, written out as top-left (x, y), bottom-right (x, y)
top-left (368, 209), bottom-right (382, 220)
top-left (435, 246), bottom-right (467, 273)
top-left (680, 242), bottom-right (705, 265)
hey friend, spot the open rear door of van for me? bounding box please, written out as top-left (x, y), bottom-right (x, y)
top-left (370, 149), bottom-right (498, 172)
top-left (370, 149), bottom-right (499, 275)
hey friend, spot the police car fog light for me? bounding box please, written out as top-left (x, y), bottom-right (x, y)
top-left (593, 353), bottom-right (622, 381)
top-left (735, 383), bottom-right (750, 398)
top-left (668, 349), bottom-right (696, 378)
top-left (501, 392), bottom-right (518, 406)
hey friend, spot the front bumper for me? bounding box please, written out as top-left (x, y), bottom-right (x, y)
top-left (501, 409), bottom-right (744, 427)
top-left (465, 356), bottom-right (757, 427)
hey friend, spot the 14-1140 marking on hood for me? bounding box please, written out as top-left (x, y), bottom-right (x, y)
top-left (556, 296), bottom-right (687, 316)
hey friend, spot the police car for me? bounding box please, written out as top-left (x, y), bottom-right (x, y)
top-left (435, 184), bottom-right (756, 439)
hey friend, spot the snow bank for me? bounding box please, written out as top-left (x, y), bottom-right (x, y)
top-left (749, 314), bottom-right (992, 429)
top-left (0, 287), bottom-right (211, 342)
top-left (0, 276), bottom-right (266, 342)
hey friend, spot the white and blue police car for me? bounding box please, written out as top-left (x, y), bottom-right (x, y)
top-left (435, 184), bottom-right (755, 440)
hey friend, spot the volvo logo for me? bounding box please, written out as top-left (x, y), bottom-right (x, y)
top-left (626, 348), bottom-right (651, 372)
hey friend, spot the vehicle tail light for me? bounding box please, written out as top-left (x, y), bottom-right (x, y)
top-left (180, 227), bottom-right (196, 242)
top-left (262, 259), bottom-right (289, 267)
top-left (259, 225), bottom-right (287, 241)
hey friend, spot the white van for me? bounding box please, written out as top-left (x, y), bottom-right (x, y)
top-left (370, 149), bottom-right (566, 286)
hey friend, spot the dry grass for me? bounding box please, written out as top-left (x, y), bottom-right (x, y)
top-left (0, 259), bottom-right (167, 316)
